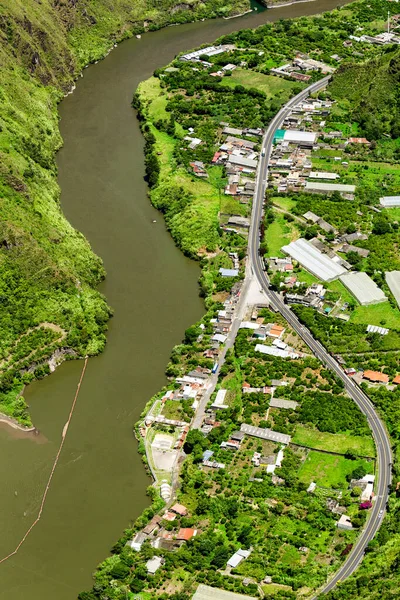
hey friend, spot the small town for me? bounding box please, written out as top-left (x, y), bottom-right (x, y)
top-left (4, 1), bottom-right (400, 599)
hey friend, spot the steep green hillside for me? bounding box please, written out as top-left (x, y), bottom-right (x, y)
top-left (329, 48), bottom-right (400, 140)
top-left (0, 0), bottom-right (249, 424)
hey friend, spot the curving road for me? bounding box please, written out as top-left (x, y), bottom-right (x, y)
top-left (249, 77), bottom-right (393, 595)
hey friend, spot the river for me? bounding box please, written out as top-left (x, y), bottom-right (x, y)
top-left (0, 0), bottom-right (349, 597)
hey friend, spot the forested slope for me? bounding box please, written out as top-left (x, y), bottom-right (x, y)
top-left (329, 47), bottom-right (400, 140)
top-left (0, 0), bottom-right (249, 424)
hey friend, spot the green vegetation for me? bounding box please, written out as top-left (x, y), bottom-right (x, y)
top-left (223, 68), bottom-right (303, 101)
top-left (293, 426), bottom-right (376, 457)
top-left (0, 0), bottom-right (249, 423)
top-left (78, 1), bottom-right (400, 598)
top-left (298, 451), bottom-right (372, 488)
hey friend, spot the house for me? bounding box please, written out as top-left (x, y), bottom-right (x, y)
top-left (143, 515), bottom-right (162, 535)
top-left (337, 515), bottom-right (353, 530)
top-left (227, 548), bottom-right (252, 569)
top-left (212, 389), bottom-right (228, 409)
top-left (190, 161), bottom-right (208, 177)
top-left (230, 431), bottom-right (245, 442)
top-left (393, 375), bottom-right (400, 385)
top-left (170, 503), bottom-right (188, 517)
top-left (203, 450), bottom-right (214, 461)
top-left (348, 137), bottom-right (370, 145)
top-left (146, 555), bottom-right (163, 574)
top-left (267, 324), bottom-right (285, 338)
top-left (127, 531), bottom-right (148, 551)
top-left (177, 528), bottom-right (197, 541)
top-left (221, 439), bottom-right (241, 450)
top-left (344, 367), bottom-right (357, 376)
top-left (228, 216), bottom-right (250, 229)
top-left (163, 511), bottom-right (177, 522)
top-left (219, 267), bottom-right (239, 277)
top-left (363, 370), bottom-right (389, 385)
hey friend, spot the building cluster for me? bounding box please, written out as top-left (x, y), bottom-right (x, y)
top-left (179, 44), bottom-right (236, 65)
top-left (285, 282), bottom-right (326, 308)
top-left (128, 503), bottom-right (198, 563)
top-left (347, 31), bottom-right (400, 46)
top-left (270, 53), bottom-right (334, 82)
top-left (308, 472), bottom-right (375, 531)
top-left (268, 96), bottom-right (359, 198)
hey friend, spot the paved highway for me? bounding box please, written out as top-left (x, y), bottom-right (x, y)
top-left (249, 77), bottom-right (393, 595)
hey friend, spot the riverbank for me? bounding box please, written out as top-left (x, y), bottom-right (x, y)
top-left (266, 0), bottom-right (318, 8)
top-left (0, 413), bottom-right (36, 434)
top-left (78, 6), bottom-right (386, 594)
top-left (0, 0), bottom-right (250, 426)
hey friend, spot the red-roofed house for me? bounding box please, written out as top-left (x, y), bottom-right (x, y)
top-left (348, 137), bottom-right (370, 145)
top-left (393, 375), bottom-right (400, 385)
top-left (363, 370), bottom-right (389, 384)
top-left (177, 528), bottom-right (197, 541)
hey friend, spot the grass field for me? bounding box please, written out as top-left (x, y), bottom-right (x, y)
top-left (265, 213), bottom-right (299, 256)
top-left (293, 425), bottom-right (376, 457)
top-left (351, 300), bottom-right (400, 329)
top-left (149, 124), bottom-right (221, 254)
top-left (272, 196), bottom-right (296, 211)
top-left (298, 451), bottom-right (372, 488)
top-left (224, 69), bottom-right (303, 101)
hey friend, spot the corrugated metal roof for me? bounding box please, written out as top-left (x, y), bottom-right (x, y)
top-left (240, 423), bottom-right (291, 445)
top-left (283, 130), bottom-right (317, 144)
top-left (282, 238), bottom-right (346, 282)
top-left (386, 271), bottom-right (400, 307)
top-left (339, 272), bottom-right (387, 306)
top-left (379, 196), bottom-right (400, 207)
top-left (305, 181), bottom-right (355, 193)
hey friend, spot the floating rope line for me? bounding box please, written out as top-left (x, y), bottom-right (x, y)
top-left (0, 357), bottom-right (88, 565)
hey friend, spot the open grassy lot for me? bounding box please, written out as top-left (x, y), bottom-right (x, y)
top-left (265, 213), bottom-right (299, 257)
top-left (224, 69), bottom-right (303, 101)
top-left (351, 301), bottom-right (400, 330)
top-left (298, 451), bottom-right (372, 488)
top-left (293, 425), bottom-right (376, 457)
top-left (138, 77), bottom-right (169, 120)
top-left (272, 196), bottom-right (297, 211)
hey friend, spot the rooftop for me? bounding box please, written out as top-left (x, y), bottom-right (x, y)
top-left (380, 195), bottom-right (400, 207)
top-left (282, 238), bottom-right (346, 282)
top-left (339, 272), bottom-right (387, 306)
top-left (363, 370), bottom-right (389, 383)
top-left (305, 181), bottom-right (356, 193)
top-left (170, 503), bottom-right (188, 516)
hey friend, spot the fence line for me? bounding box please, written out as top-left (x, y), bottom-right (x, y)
top-left (0, 357), bottom-right (88, 565)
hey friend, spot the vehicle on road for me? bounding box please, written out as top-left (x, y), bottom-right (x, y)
top-left (211, 361), bottom-right (219, 374)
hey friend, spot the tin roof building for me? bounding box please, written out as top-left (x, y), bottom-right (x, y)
top-left (386, 271), bottom-right (400, 307)
top-left (379, 196), bottom-right (400, 207)
top-left (339, 272), bottom-right (387, 305)
top-left (282, 238), bottom-right (346, 282)
top-left (305, 181), bottom-right (356, 194)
